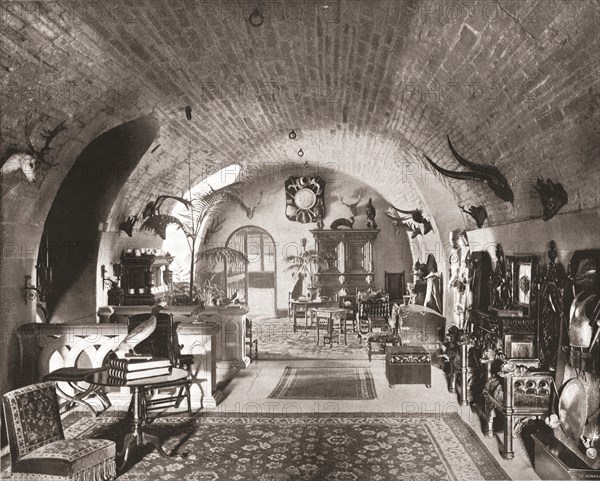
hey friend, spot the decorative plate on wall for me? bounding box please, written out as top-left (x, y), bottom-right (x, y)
top-left (285, 176), bottom-right (326, 224)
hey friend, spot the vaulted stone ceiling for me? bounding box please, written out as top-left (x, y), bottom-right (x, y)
top-left (1, 0), bottom-right (599, 230)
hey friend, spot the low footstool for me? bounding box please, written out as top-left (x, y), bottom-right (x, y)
top-left (367, 334), bottom-right (401, 361)
top-left (386, 345), bottom-right (431, 388)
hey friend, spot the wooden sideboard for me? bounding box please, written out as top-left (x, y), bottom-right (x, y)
top-left (311, 229), bottom-right (379, 298)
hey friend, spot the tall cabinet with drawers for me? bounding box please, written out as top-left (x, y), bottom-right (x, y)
top-left (311, 229), bottom-right (379, 298)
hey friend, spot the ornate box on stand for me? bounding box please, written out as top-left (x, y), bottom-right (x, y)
top-left (120, 250), bottom-right (174, 306)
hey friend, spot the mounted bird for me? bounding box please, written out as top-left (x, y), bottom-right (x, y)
top-left (113, 302), bottom-right (166, 359)
top-left (459, 205), bottom-right (488, 228)
top-left (365, 198), bottom-right (377, 229)
top-left (423, 135), bottom-right (514, 203)
top-left (384, 204), bottom-right (433, 236)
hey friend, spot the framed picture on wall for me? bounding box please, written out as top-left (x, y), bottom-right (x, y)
top-left (507, 255), bottom-right (539, 317)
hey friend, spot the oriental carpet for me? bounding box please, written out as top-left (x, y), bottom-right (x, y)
top-left (3, 412), bottom-right (510, 481)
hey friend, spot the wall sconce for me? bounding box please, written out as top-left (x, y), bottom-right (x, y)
top-left (23, 276), bottom-right (41, 303)
top-left (289, 130), bottom-right (297, 139)
top-left (101, 264), bottom-right (121, 290)
top-left (297, 148), bottom-right (304, 157)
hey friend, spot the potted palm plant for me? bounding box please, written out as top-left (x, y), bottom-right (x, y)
top-left (284, 248), bottom-right (329, 300)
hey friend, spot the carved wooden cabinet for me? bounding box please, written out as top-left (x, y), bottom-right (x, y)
top-left (120, 252), bottom-right (173, 306)
top-left (311, 229), bottom-right (379, 298)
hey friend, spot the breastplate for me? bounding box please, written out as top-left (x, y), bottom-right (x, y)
top-left (569, 293), bottom-right (597, 348)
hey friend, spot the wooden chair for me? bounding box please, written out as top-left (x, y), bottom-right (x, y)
top-left (357, 293), bottom-right (391, 342)
top-left (338, 294), bottom-right (357, 332)
top-left (127, 312), bottom-right (194, 418)
top-left (385, 271), bottom-right (406, 302)
top-left (2, 381), bottom-right (116, 480)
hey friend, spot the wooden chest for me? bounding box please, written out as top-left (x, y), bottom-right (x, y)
top-left (385, 345), bottom-right (431, 388)
top-left (532, 432), bottom-right (600, 480)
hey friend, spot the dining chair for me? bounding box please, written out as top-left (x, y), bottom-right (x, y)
top-left (2, 381), bottom-right (116, 481)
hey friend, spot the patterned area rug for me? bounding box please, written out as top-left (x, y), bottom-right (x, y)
top-left (2, 413), bottom-right (510, 481)
top-left (253, 316), bottom-right (375, 360)
top-left (268, 367), bottom-right (377, 400)
top-left (253, 315), bottom-right (445, 361)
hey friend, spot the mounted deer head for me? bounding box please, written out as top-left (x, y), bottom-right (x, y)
top-left (337, 189), bottom-right (362, 216)
top-left (0, 118), bottom-right (66, 183)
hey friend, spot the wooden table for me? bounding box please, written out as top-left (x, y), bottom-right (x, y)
top-left (288, 299), bottom-right (337, 333)
top-left (86, 368), bottom-right (189, 471)
top-left (311, 307), bottom-right (347, 346)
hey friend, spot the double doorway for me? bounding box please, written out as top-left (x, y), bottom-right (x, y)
top-left (225, 226), bottom-right (276, 317)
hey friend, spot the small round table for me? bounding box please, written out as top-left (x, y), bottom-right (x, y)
top-left (85, 368), bottom-right (189, 471)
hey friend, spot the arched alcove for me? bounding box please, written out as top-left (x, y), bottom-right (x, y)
top-left (43, 116), bottom-right (159, 322)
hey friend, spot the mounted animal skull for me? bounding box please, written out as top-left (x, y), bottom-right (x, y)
top-left (0, 118), bottom-right (66, 183)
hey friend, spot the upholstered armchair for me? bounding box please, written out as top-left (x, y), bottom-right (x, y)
top-left (2, 381), bottom-right (116, 481)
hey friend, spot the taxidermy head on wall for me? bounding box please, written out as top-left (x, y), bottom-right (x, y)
top-left (0, 152), bottom-right (37, 182)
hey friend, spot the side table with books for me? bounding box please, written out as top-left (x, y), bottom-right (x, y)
top-left (107, 356), bottom-right (172, 380)
top-left (85, 367), bottom-right (189, 472)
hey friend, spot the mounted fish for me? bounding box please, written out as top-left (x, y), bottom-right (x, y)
top-left (384, 204), bottom-right (433, 236)
top-left (459, 205), bottom-right (488, 228)
top-left (423, 135), bottom-right (514, 203)
top-left (533, 177), bottom-right (568, 221)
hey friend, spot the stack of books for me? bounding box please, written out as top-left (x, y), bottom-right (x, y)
top-left (107, 356), bottom-right (172, 380)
